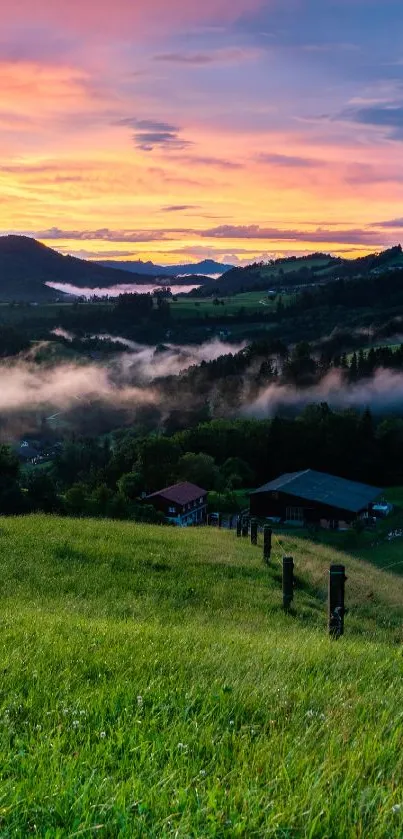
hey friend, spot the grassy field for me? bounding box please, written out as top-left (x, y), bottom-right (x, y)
top-left (0, 516), bottom-right (402, 836)
top-left (258, 257), bottom-right (332, 279)
top-left (171, 292), bottom-right (295, 319)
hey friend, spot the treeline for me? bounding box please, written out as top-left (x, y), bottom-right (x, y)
top-left (335, 345), bottom-right (403, 380)
top-left (3, 405), bottom-right (403, 521)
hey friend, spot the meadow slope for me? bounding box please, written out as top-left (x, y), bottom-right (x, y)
top-left (0, 516), bottom-right (402, 837)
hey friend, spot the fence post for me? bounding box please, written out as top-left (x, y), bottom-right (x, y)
top-left (328, 564), bottom-right (346, 639)
top-left (250, 518), bottom-right (258, 546)
top-left (218, 513), bottom-right (222, 529)
top-left (282, 556), bottom-right (294, 611)
top-left (236, 516), bottom-right (242, 538)
top-left (242, 517), bottom-right (249, 538)
top-left (263, 526), bottom-right (272, 564)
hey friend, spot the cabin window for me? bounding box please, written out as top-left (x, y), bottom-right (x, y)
top-left (168, 506), bottom-right (176, 514)
top-left (286, 506), bottom-right (304, 522)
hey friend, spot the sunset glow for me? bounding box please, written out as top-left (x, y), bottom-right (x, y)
top-left (1, 0), bottom-right (403, 264)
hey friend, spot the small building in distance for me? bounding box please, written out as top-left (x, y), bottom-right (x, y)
top-left (146, 482), bottom-right (208, 527)
top-left (250, 469), bottom-right (383, 530)
top-left (14, 440), bottom-right (40, 463)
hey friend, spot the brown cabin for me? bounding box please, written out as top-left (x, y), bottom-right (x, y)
top-left (146, 482), bottom-right (207, 526)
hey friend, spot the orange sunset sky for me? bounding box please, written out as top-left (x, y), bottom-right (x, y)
top-left (1, 0), bottom-right (403, 265)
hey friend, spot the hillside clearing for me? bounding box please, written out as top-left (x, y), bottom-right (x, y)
top-left (0, 516), bottom-right (402, 837)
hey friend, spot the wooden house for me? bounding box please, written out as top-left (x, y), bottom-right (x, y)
top-left (146, 482), bottom-right (207, 526)
top-left (250, 469), bottom-right (382, 530)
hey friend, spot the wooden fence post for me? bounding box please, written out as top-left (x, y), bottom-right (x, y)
top-left (242, 518), bottom-right (249, 538)
top-left (236, 516), bottom-right (242, 538)
top-left (263, 526), bottom-right (272, 564)
top-left (282, 556), bottom-right (294, 611)
top-left (328, 564), bottom-right (346, 638)
top-left (250, 518), bottom-right (258, 546)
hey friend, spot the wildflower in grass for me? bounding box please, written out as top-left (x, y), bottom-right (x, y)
top-left (392, 804), bottom-right (402, 814)
top-left (177, 742), bottom-right (188, 751)
top-left (72, 720), bottom-right (79, 729)
top-left (137, 695), bottom-right (143, 708)
top-left (100, 731), bottom-right (106, 738)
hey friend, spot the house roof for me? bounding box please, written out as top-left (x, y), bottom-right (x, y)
top-left (14, 441), bottom-right (39, 460)
top-left (147, 481), bottom-right (207, 506)
top-left (251, 469), bottom-right (382, 514)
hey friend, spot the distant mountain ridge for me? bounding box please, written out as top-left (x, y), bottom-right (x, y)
top-left (96, 258), bottom-right (233, 277)
top-left (0, 236), bottom-right (161, 301)
top-left (0, 235), bottom-right (402, 302)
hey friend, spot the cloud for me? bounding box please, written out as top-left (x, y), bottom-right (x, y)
top-left (111, 338), bottom-right (247, 382)
top-left (0, 0), bottom-right (265, 36)
top-left (343, 102), bottom-right (403, 138)
top-left (33, 227), bottom-right (170, 242)
top-left (256, 152), bottom-right (322, 168)
top-left (372, 218), bottom-right (403, 229)
top-left (200, 224), bottom-right (385, 244)
top-left (57, 248), bottom-right (140, 259)
top-left (0, 356), bottom-right (155, 414)
top-left (173, 154), bottom-right (243, 170)
top-left (245, 368), bottom-right (403, 419)
top-left (116, 118), bottom-right (191, 151)
top-left (153, 47), bottom-right (262, 66)
top-left (0, 28), bottom-right (77, 66)
top-left (161, 205), bottom-right (199, 212)
top-left (343, 163), bottom-right (403, 186)
top-left (154, 53), bottom-right (214, 65)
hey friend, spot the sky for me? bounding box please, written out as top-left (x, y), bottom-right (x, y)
top-left (1, 0), bottom-right (403, 265)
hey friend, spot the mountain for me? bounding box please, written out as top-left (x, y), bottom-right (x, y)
top-left (97, 258), bottom-right (233, 277)
top-left (0, 236), bottom-right (160, 301)
top-left (195, 247), bottom-right (403, 296)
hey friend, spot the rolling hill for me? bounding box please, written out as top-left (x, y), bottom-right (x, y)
top-left (0, 513), bottom-right (402, 836)
top-left (97, 258), bottom-right (233, 277)
top-left (0, 236), bottom-right (160, 301)
top-left (197, 246), bottom-right (403, 297)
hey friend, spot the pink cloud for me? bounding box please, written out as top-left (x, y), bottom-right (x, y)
top-left (4, 0), bottom-right (264, 34)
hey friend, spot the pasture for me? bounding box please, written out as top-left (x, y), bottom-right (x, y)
top-left (0, 516), bottom-right (402, 836)
top-left (171, 291), bottom-right (295, 319)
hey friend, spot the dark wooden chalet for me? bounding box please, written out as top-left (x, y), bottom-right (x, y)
top-left (146, 482), bottom-right (207, 526)
top-left (250, 469), bottom-right (382, 530)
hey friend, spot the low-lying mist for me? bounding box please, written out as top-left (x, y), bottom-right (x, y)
top-left (245, 368), bottom-right (403, 416)
top-left (2, 337), bottom-right (403, 439)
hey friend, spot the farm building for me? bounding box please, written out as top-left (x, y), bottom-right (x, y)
top-left (146, 482), bottom-right (207, 527)
top-left (250, 469), bottom-right (382, 530)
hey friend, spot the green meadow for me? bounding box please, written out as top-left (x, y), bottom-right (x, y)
top-left (0, 515), bottom-right (402, 837)
top-left (171, 291), bottom-right (295, 319)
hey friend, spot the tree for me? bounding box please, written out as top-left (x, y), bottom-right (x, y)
top-left (64, 484), bottom-right (88, 517)
top-left (221, 457), bottom-right (255, 488)
top-left (26, 471), bottom-right (60, 513)
top-left (177, 452), bottom-right (220, 490)
top-left (0, 445), bottom-right (24, 513)
top-left (118, 471), bottom-right (143, 500)
top-left (88, 483), bottom-right (114, 517)
top-left (138, 437), bottom-right (181, 492)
